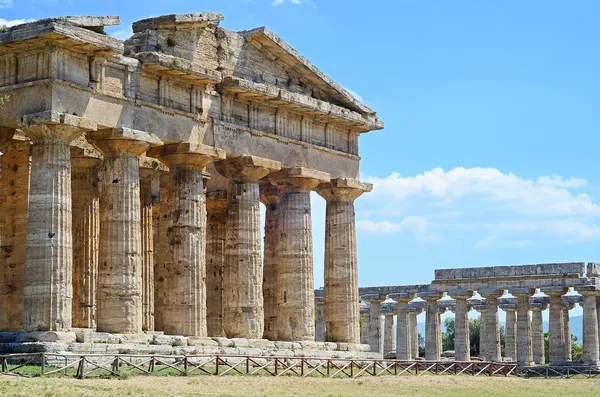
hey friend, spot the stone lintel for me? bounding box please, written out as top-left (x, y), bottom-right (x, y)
top-left (446, 289), bottom-right (472, 300)
top-left (55, 16), bottom-right (120, 33)
top-left (269, 167), bottom-right (330, 191)
top-left (563, 294), bottom-right (583, 305)
top-left (478, 288), bottom-right (504, 298)
top-left (136, 52), bottom-right (223, 84)
top-left (90, 127), bottom-right (162, 156)
top-left (389, 293), bottom-right (414, 302)
top-left (132, 13), bottom-right (224, 32)
top-left (576, 285), bottom-right (600, 296)
top-left (587, 263), bottom-right (600, 277)
top-left (540, 286), bottom-right (569, 296)
top-left (148, 142), bottom-right (225, 170)
top-left (362, 293), bottom-right (387, 303)
top-left (418, 291), bottom-right (443, 301)
top-left (409, 300), bottom-right (426, 311)
top-left (19, 111), bottom-right (97, 141)
top-left (510, 287), bottom-right (536, 296)
top-left (435, 262), bottom-right (586, 281)
top-left (498, 297), bottom-right (517, 305)
top-left (215, 155), bottom-right (281, 182)
top-left (316, 178), bottom-right (373, 202)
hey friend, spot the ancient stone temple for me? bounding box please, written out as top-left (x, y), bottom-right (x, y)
top-left (0, 14), bottom-right (382, 357)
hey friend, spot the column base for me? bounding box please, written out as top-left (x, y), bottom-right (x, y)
top-left (0, 331), bottom-right (376, 359)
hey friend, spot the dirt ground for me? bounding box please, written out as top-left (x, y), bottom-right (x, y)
top-left (1, 375), bottom-right (599, 397)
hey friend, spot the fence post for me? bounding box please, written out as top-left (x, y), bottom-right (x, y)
top-left (40, 353), bottom-right (45, 376)
top-left (275, 359), bottom-right (278, 376)
top-left (215, 356), bottom-right (220, 376)
top-left (184, 356), bottom-right (188, 376)
top-left (301, 359), bottom-right (304, 376)
top-left (246, 357), bottom-right (249, 374)
top-left (415, 361), bottom-right (419, 376)
top-left (77, 357), bottom-right (85, 379)
top-left (350, 361), bottom-right (354, 378)
top-left (1, 357), bottom-right (6, 374)
top-left (113, 356), bottom-right (120, 376)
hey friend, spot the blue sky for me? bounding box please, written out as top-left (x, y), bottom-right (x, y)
top-left (2, 1), bottom-right (599, 296)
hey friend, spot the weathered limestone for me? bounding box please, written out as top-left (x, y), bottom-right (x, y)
top-left (511, 289), bottom-right (533, 365)
top-left (504, 307), bottom-right (517, 361)
top-left (393, 295), bottom-right (412, 360)
top-left (410, 310), bottom-right (421, 359)
top-left (580, 290), bottom-right (600, 366)
top-left (0, 134), bottom-right (30, 332)
top-left (149, 143), bottom-right (225, 336)
top-left (360, 309), bottom-right (370, 345)
top-left (476, 305), bottom-right (487, 359)
top-left (317, 179), bottom-right (371, 344)
top-left (366, 295), bottom-right (385, 354)
top-left (563, 303), bottom-right (573, 361)
top-left (544, 288), bottom-right (568, 365)
top-left (70, 147), bottom-right (102, 329)
top-left (479, 290), bottom-right (502, 362)
top-left (91, 127), bottom-right (161, 334)
top-left (259, 184), bottom-right (281, 341)
top-left (205, 191), bottom-right (228, 337)
top-left (423, 293), bottom-right (443, 361)
top-left (451, 291), bottom-right (471, 362)
top-left (268, 168), bottom-right (329, 341)
top-left (216, 156), bottom-right (281, 339)
top-left (383, 313), bottom-right (394, 356)
top-left (315, 297), bottom-right (325, 342)
top-left (530, 304), bottom-right (546, 365)
top-left (153, 173), bottom-right (172, 332)
top-left (20, 112), bottom-right (96, 332)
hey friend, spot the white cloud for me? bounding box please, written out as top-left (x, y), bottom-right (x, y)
top-left (272, 0), bottom-right (303, 5)
top-left (0, 0), bottom-right (13, 9)
top-left (359, 167), bottom-right (600, 246)
top-left (0, 18), bottom-right (34, 27)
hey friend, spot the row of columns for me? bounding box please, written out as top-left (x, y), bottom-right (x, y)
top-left (0, 113), bottom-right (373, 345)
top-left (356, 287), bottom-right (600, 366)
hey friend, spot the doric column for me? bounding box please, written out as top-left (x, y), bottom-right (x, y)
top-left (268, 167), bottom-right (329, 341)
top-left (259, 184), bottom-right (281, 341)
top-left (513, 289), bottom-right (534, 365)
top-left (216, 156), bottom-right (281, 339)
top-left (422, 292), bottom-right (443, 361)
top-left (91, 127), bottom-right (161, 333)
top-left (206, 190), bottom-right (227, 337)
top-left (476, 305), bottom-right (487, 359)
top-left (20, 112), bottom-right (96, 332)
top-left (138, 158), bottom-right (166, 332)
top-left (503, 306), bottom-right (517, 361)
top-left (149, 143), bottom-right (225, 336)
top-left (315, 297), bottom-right (325, 342)
top-left (70, 147), bottom-right (102, 329)
top-left (365, 295), bottom-right (385, 354)
top-left (530, 303), bottom-right (547, 365)
top-left (360, 306), bottom-right (370, 345)
top-left (383, 313), bottom-right (395, 356)
top-left (409, 307), bottom-right (423, 359)
top-left (437, 306), bottom-right (446, 355)
top-left (153, 172), bottom-right (172, 331)
top-left (479, 290), bottom-right (502, 362)
top-left (393, 294), bottom-right (413, 360)
top-left (579, 289), bottom-right (600, 366)
top-left (0, 132), bottom-right (30, 332)
top-left (543, 287), bottom-right (568, 365)
top-left (563, 302), bottom-right (574, 362)
top-left (451, 291), bottom-right (472, 362)
top-left (317, 178), bottom-right (371, 344)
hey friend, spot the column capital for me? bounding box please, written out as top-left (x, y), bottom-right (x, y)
top-left (90, 127), bottom-right (162, 157)
top-left (139, 155), bottom-right (169, 180)
top-left (206, 190), bottom-right (228, 213)
top-left (474, 304), bottom-right (488, 313)
top-left (315, 296), bottom-right (324, 306)
top-left (148, 142), bottom-right (225, 170)
top-left (501, 304), bottom-right (517, 312)
top-left (70, 146), bottom-right (103, 169)
top-left (418, 291), bottom-right (443, 302)
top-left (259, 183), bottom-right (282, 206)
top-left (316, 178), bottom-right (372, 202)
top-left (390, 293), bottom-right (415, 303)
top-left (19, 111), bottom-right (96, 143)
top-left (530, 302), bottom-right (548, 312)
top-left (478, 288), bottom-right (504, 299)
top-left (447, 289), bottom-right (473, 300)
top-left (364, 293), bottom-right (387, 303)
top-left (215, 155), bottom-right (281, 182)
top-left (268, 167), bottom-right (330, 191)
top-left (511, 287), bottom-right (536, 297)
top-left (0, 127), bottom-right (30, 151)
top-left (577, 286), bottom-right (600, 297)
top-left (541, 286), bottom-right (569, 296)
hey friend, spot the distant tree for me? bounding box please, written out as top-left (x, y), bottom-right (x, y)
top-left (418, 332), bottom-right (425, 357)
top-left (442, 317), bottom-right (505, 358)
top-left (442, 317), bottom-right (455, 351)
top-left (571, 334), bottom-right (584, 362)
top-left (470, 318), bottom-right (480, 356)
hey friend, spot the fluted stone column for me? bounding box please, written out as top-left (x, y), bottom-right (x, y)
top-left (513, 289), bottom-right (534, 365)
top-left (317, 179), bottom-right (371, 344)
top-left (580, 290), bottom-right (600, 366)
top-left (544, 288), bottom-right (568, 365)
top-left (423, 293), bottom-right (442, 361)
top-left (452, 291), bottom-right (472, 362)
top-left (504, 307), bottom-right (517, 361)
top-left (530, 304), bottom-right (546, 365)
top-left (410, 309), bottom-right (421, 359)
top-left (149, 143), bottom-right (225, 336)
top-left (259, 184), bottom-right (281, 341)
top-left (563, 303), bottom-right (573, 362)
top-left (268, 167), bottom-right (329, 341)
top-left (206, 191), bottom-right (227, 337)
top-left (216, 156), bottom-right (281, 339)
top-left (394, 295), bottom-right (412, 360)
top-left (91, 127), bottom-right (160, 333)
top-left (70, 148), bottom-right (102, 329)
top-left (0, 133), bottom-right (30, 332)
top-left (480, 290), bottom-right (502, 362)
top-left (21, 112), bottom-right (96, 332)
top-left (153, 173), bottom-right (172, 332)
top-left (476, 305), bottom-right (487, 359)
top-left (366, 296), bottom-right (385, 354)
top-left (383, 313), bottom-right (394, 356)
top-left (360, 309), bottom-right (370, 345)
top-left (315, 297), bottom-right (325, 342)
top-left (437, 307), bottom-right (445, 355)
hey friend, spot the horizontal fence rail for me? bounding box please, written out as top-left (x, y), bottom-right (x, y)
top-left (0, 353), bottom-right (533, 379)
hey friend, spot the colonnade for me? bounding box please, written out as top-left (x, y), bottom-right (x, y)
top-left (0, 114), bottom-right (372, 345)
top-left (342, 287), bottom-right (600, 366)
